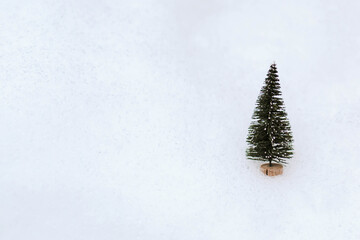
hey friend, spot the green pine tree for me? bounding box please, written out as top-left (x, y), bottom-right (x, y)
top-left (246, 63), bottom-right (294, 166)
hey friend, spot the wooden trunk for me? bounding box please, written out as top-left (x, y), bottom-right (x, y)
top-left (260, 163), bottom-right (283, 176)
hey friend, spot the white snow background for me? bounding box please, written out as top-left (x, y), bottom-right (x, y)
top-left (1, 0), bottom-right (360, 239)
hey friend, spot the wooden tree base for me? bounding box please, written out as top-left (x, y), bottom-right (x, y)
top-left (260, 163), bottom-right (283, 176)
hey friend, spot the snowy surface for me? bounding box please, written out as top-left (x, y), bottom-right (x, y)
top-left (1, 0), bottom-right (360, 239)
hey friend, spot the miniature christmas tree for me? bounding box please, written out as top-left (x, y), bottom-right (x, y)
top-left (246, 63), bottom-right (294, 167)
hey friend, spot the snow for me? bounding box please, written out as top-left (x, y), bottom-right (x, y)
top-left (1, 0), bottom-right (360, 239)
